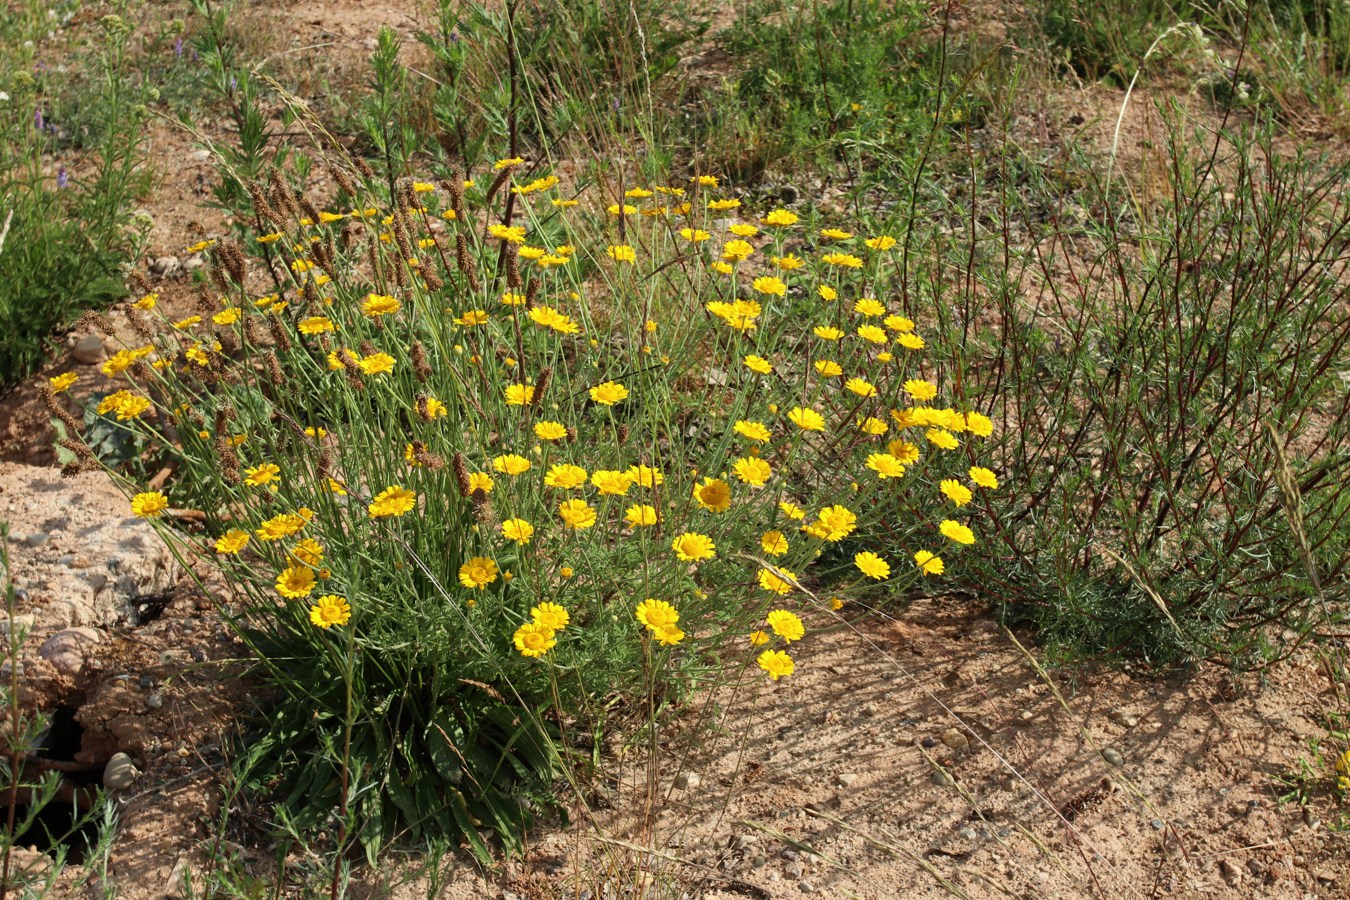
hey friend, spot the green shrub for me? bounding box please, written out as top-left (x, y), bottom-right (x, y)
top-left (0, 7), bottom-right (152, 389)
top-left (922, 119), bottom-right (1349, 664)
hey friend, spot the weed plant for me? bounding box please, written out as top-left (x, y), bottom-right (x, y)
top-left (916, 114), bottom-right (1349, 664)
top-left (45, 142), bottom-right (1003, 861)
top-left (0, 5), bottom-right (152, 389)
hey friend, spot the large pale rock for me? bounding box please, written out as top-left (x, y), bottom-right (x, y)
top-left (1, 463), bottom-right (179, 630)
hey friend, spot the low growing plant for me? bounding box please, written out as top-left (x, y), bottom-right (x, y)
top-left (46, 151), bottom-right (1004, 861)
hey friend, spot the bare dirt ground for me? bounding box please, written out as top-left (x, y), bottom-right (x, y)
top-left (1, 1), bottom-right (1347, 898)
top-left (340, 599), bottom-right (1348, 899)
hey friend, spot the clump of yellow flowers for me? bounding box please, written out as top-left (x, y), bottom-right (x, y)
top-left (79, 154), bottom-right (1001, 845)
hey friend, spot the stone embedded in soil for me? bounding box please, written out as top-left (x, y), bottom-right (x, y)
top-left (37, 627), bottom-right (102, 676)
top-left (103, 752), bottom-right (139, 790)
top-left (1, 463), bottom-right (180, 631)
top-left (1101, 747), bottom-right (1125, 766)
top-left (674, 771), bottom-right (701, 791)
top-left (149, 256), bottom-right (181, 278)
top-left (940, 728), bottom-right (969, 751)
top-left (72, 334), bottom-right (107, 364)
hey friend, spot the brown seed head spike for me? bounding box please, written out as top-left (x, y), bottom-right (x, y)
top-left (411, 342), bottom-right (432, 383)
top-left (129, 270), bottom-right (153, 294)
top-left (268, 313), bottom-right (293, 352)
top-left (299, 196), bottom-right (322, 225)
top-left (247, 180), bottom-right (279, 224)
top-left (41, 384), bottom-right (81, 433)
top-left (525, 276), bottom-right (540, 309)
top-left (209, 265), bottom-right (229, 295)
top-left (471, 491), bottom-right (495, 528)
top-left (353, 157), bottom-right (376, 181)
top-left (76, 310), bottom-right (115, 337)
top-left (263, 351), bottom-right (284, 386)
top-left (617, 423), bottom-right (629, 443)
top-left (269, 170), bottom-right (299, 217)
top-left (505, 245), bottom-right (521, 289)
top-left (328, 164), bottom-right (356, 198)
top-left (443, 177), bottom-right (464, 220)
top-left (452, 452), bottom-right (472, 497)
top-left (219, 241), bottom-right (247, 284)
top-left (127, 308), bottom-right (155, 343)
top-left (214, 435), bottom-right (241, 484)
top-left (391, 254), bottom-right (410, 291)
top-left (532, 367), bottom-right (552, 407)
top-left (340, 350), bottom-right (365, 391)
top-left (421, 267), bottom-right (443, 293)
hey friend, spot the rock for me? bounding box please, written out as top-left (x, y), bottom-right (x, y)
top-left (72, 335), bottom-right (107, 365)
top-left (797, 880), bottom-right (814, 893)
top-left (25, 532), bottom-right (49, 548)
top-left (38, 629), bottom-right (101, 675)
top-left (862, 702), bottom-right (878, 717)
top-left (165, 854), bottom-right (191, 898)
top-left (1019, 710), bottom-right (1034, 721)
top-left (957, 826), bottom-right (978, 840)
top-left (940, 728), bottom-right (969, 752)
top-left (751, 856), bottom-right (766, 868)
top-left (838, 772), bottom-right (858, 786)
top-left (930, 771), bottom-right (953, 787)
top-left (673, 771), bottom-right (701, 791)
top-left (1218, 859), bottom-right (1240, 884)
top-left (0, 615), bottom-right (35, 635)
top-left (1151, 818), bottom-right (1164, 831)
top-left (732, 834), bottom-right (755, 851)
top-left (1109, 709), bottom-right (1139, 728)
top-left (189, 148), bottom-right (211, 162)
top-left (1313, 868), bottom-right (1336, 884)
top-left (785, 862), bottom-right (803, 878)
top-left (146, 693), bottom-right (164, 710)
top-left (1101, 748), bottom-right (1125, 766)
top-left (103, 752), bottom-right (139, 790)
top-left (149, 256), bottom-right (181, 278)
top-left (0, 463), bottom-right (180, 629)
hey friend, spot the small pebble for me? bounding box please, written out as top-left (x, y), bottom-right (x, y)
top-left (838, 772), bottom-right (858, 786)
top-left (103, 753), bottom-right (139, 790)
top-left (1151, 818), bottom-right (1164, 831)
top-left (797, 881), bottom-right (814, 894)
top-left (957, 826), bottom-right (978, 840)
top-left (780, 849), bottom-right (800, 861)
top-left (940, 728), bottom-right (969, 752)
top-left (1101, 748), bottom-right (1125, 766)
top-left (673, 771), bottom-right (701, 791)
top-left (146, 693), bottom-right (164, 710)
top-left (72, 334), bottom-right (107, 364)
top-left (24, 532), bottom-right (49, 548)
top-left (930, 771), bottom-right (953, 787)
top-left (785, 862), bottom-right (804, 879)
